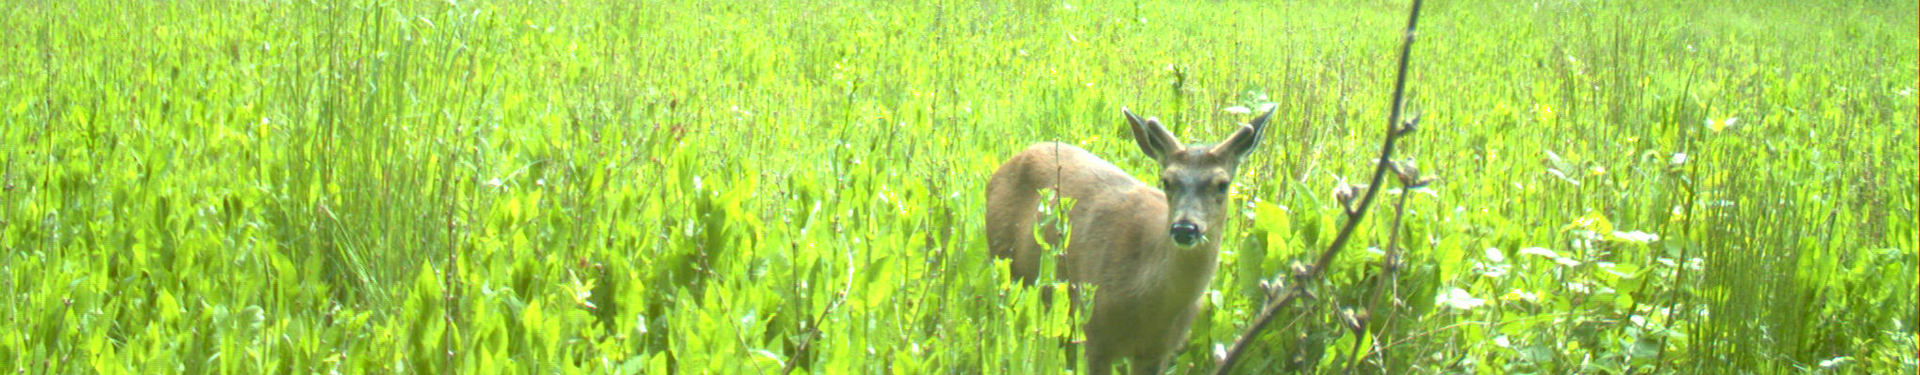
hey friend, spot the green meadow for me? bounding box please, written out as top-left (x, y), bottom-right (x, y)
top-left (2, 0), bottom-right (1914, 373)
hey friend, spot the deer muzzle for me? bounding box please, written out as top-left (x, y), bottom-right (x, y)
top-left (1170, 220), bottom-right (1203, 247)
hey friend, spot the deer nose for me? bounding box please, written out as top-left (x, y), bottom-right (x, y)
top-left (1169, 221), bottom-right (1203, 247)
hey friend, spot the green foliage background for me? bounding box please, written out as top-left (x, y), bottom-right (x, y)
top-left (1, 0), bottom-right (1914, 373)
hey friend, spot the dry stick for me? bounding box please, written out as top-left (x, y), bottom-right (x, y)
top-left (1359, 320), bottom-right (1490, 360)
top-left (1358, 311), bottom-right (1592, 363)
top-left (1367, 194), bottom-right (1412, 374)
top-left (1342, 186), bottom-right (1413, 375)
top-left (781, 245), bottom-right (857, 375)
top-left (1212, 0), bottom-right (1423, 373)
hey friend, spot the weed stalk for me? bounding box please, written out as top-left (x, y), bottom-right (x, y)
top-left (1345, 165), bottom-right (1424, 373)
top-left (1213, 0), bottom-right (1424, 372)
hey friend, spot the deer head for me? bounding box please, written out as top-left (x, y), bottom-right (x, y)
top-left (1124, 108), bottom-right (1274, 248)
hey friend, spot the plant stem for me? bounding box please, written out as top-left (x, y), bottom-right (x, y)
top-left (782, 244), bottom-right (856, 374)
top-left (1213, 0), bottom-right (1423, 373)
top-left (1345, 189), bottom-right (1412, 374)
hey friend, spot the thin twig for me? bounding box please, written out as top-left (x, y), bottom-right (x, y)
top-left (1053, 142), bottom-right (1078, 371)
top-left (781, 244), bottom-right (857, 374)
top-left (1357, 319), bottom-right (1486, 361)
top-left (1356, 311), bottom-right (1595, 364)
top-left (1649, 139), bottom-right (1702, 374)
top-left (443, 146), bottom-right (458, 371)
top-left (1213, 1), bottom-right (1424, 373)
top-left (1343, 187), bottom-right (1413, 374)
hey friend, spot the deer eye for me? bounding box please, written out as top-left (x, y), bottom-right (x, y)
top-left (1215, 180), bottom-right (1230, 194)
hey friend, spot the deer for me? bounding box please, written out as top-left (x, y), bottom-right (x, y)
top-left (985, 107), bottom-right (1274, 374)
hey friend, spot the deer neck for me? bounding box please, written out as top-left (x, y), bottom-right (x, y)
top-left (1141, 230), bottom-right (1220, 296)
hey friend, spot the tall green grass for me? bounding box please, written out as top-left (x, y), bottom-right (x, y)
top-left (1, 0), bottom-right (1913, 373)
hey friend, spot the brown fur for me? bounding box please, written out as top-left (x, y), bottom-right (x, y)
top-left (985, 108), bottom-right (1273, 374)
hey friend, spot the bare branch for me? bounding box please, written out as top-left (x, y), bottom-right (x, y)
top-left (1212, 0), bottom-right (1425, 373)
top-left (782, 244), bottom-right (857, 375)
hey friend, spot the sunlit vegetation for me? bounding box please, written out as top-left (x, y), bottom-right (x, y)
top-left (2, 0), bottom-right (1913, 373)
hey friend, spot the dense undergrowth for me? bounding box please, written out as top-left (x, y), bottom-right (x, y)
top-left (2, 0), bottom-right (1914, 373)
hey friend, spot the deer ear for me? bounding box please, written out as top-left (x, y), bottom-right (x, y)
top-left (1211, 107), bottom-right (1274, 163)
top-left (1126, 108), bottom-right (1182, 162)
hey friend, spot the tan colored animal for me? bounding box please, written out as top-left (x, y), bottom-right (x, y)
top-left (985, 108), bottom-right (1273, 374)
